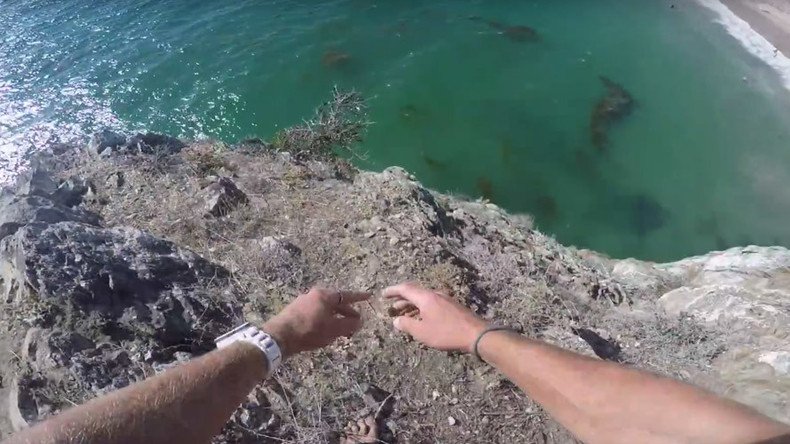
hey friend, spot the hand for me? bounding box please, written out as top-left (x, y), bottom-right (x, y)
top-left (384, 282), bottom-right (487, 353)
top-left (262, 287), bottom-right (370, 358)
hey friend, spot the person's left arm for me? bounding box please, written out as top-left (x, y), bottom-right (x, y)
top-left (5, 288), bottom-right (369, 444)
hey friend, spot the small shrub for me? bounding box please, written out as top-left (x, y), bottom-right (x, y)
top-left (271, 86), bottom-right (371, 159)
top-left (182, 141), bottom-right (232, 176)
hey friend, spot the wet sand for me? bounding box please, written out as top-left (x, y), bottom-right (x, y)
top-left (721, 0), bottom-right (790, 55)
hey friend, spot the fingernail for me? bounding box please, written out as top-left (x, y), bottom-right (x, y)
top-left (393, 317), bottom-right (402, 330)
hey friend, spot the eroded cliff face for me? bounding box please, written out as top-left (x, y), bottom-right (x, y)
top-left (0, 134), bottom-right (786, 443)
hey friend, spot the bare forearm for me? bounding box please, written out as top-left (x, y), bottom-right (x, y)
top-left (8, 343), bottom-right (267, 444)
top-left (479, 331), bottom-right (790, 444)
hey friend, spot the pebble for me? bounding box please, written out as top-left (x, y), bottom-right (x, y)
top-left (447, 416), bottom-right (457, 426)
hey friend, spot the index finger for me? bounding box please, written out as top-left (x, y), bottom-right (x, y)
top-left (326, 291), bottom-right (371, 306)
top-left (382, 282), bottom-right (433, 308)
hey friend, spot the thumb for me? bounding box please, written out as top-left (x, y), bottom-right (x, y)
top-left (393, 316), bottom-right (425, 338)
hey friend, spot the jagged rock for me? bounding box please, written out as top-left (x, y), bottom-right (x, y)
top-left (14, 167), bottom-right (58, 199)
top-left (660, 285), bottom-right (789, 328)
top-left (0, 221), bottom-right (233, 343)
top-left (5, 164), bottom-right (92, 208)
top-left (356, 167), bottom-right (454, 237)
top-left (202, 177), bottom-right (249, 217)
top-left (125, 132), bottom-right (186, 155)
top-left (610, 259), bottom-right (679, 297)
top-left (655, 246), bottom-right (790, 329)
top-left (606, 246), bottom-right (790, 423)
top-left (21, 328), bottom-right (95, 372)
top-left (1, 220), bottom-right (241, 430)
top-left (3, 138), bottom-right (790, 440)
top-left (0, 195), bottom-right (100, 241)
top-left (51, 177), bottom-right (93, 207)
top-left (91, 131), bottom-right (185, 157)
top-left (88, 130), bottom-right (127, 156)
top-left (590, 76), bottom-right (635, 151)
top-left (8, 376), bottom-right (51, 432)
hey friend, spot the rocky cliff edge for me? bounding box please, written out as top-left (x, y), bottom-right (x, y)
top-left (0, 133), bottom-right (787, 443)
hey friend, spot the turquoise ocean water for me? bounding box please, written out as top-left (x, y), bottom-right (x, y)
top-left (2, 0), bottom-right (790, 261)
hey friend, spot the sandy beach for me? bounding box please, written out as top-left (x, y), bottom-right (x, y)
top-left (721, 0), bottom-right (790, 56)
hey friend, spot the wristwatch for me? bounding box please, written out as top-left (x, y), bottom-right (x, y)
top-left (215, 323), bottom-right (282, 378)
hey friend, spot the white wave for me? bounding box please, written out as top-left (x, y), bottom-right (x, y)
top-left (697, 0), bottom-right (790, 91)
top-left (0, 79), bottom-right (125, 185)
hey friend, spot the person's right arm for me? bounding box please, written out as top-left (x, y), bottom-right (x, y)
top-left (384, 282), bottom-right (790, 444)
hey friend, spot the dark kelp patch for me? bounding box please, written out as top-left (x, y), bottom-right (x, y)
top-left (468, 16), bottom-right (540, 43)
top-left (322, 49), bottom-right (352, 68)
top-left (590, 76), bottom-right (636, 152)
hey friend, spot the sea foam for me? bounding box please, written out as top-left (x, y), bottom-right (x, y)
top-left (697, 0), bottom-right (790, 91)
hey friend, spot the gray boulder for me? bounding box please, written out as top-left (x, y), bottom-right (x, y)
top-left (0, 221), bottom-right (232, 343)
top-left (88, 130), bottom-right (126, 156)
top-left (51, 177), bottom-right (94, 208)
top-left (14, 167), bottom-right (58, 199)
top-left (0, 195), bottom-right (99, 241)
top-left (610, 246), bottom-right (790, 423)
top-left (656, 246), bottom-right (790, 329)
top-left (202, 177), bottom-right (249, 217)
top-left (1, 221), bottom-right (239, 429)
top-left (90, 131), bottom-right (185, 157)
top-left (125, 132), bottom-right (186, 155)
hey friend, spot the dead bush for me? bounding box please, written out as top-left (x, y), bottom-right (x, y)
top-left (271, 87), bottom-right (370, 160)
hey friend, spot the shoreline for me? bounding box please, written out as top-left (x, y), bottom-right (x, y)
top-left (696, 0), bottom-right (790, 90)
top-left (721, 0), bottom-right (790, 56)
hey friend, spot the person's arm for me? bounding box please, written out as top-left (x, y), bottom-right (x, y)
top-left (6, 288), bottom-right (370, 444)
top-left (384, 282), bottom-right (790, 444)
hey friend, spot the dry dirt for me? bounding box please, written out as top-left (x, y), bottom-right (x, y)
top-left (23, 139), bottom-right (727, 444)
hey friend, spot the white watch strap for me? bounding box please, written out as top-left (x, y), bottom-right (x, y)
top-left (215, 323), bottom-right (282, 378)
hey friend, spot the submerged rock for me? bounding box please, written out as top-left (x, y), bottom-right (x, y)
top-left (501, 25), bottom-right (539, 42)
top-left (321, 49), bottom-right (352, 68)
top-left (422, 154), bottom-right (447, 171)
top-left (630, 194), bottom-right (668, 237)
top-left (469, 17), bottom-right (540, 42)
top-left (476, 177), bottom-right (494, 201)
top-left (590, 76), bottom-right (636, 151)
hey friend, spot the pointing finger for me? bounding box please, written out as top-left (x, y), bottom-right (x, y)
top-left (388, 299), bottom-right (419, 318)
top-left (393, 315), bottom-right (424, 338)
top-left (382, 282), bottom-right (433, 308)
top-left (326, 291), bottom-right (371, 306)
